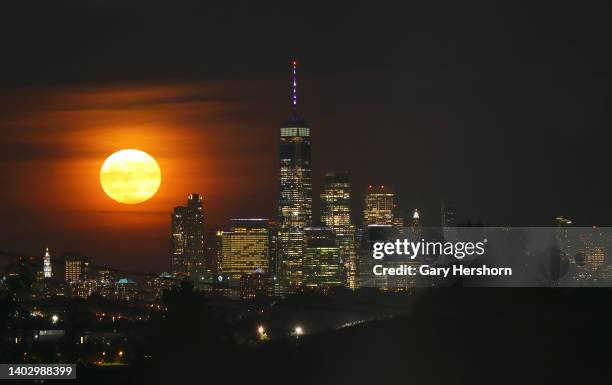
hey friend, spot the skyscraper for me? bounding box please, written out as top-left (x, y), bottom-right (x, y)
top-left (170, 193), bottom-right (206, 281)
top-left (303, 227), bottom-right (342, 291)
top-left (363, 185), bottom-right (394, 227)
top-left (555, 216), bottom-right (573, 261)
top-left (278, 60), bottom-right (312, 294)
top-left (43, 247), bottom-right (52, 278)
top-left (320, 171), bottom-right (357, 288)
top-left (359, 187), bottom-right (416, 290)
top-left (171, 206), bottom-right (187, 274)
top-left (361, 186), bottom-right (395, 290)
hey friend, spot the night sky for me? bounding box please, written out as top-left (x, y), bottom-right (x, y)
top-left (0, 1), bottom-right (610, 271)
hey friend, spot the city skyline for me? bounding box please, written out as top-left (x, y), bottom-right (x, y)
top-left (1, 2), bottom-right (610, 273)
top-left (1, 3), bottom-right (610, 383)
top-left (0, 59), bottom-right (608, 273)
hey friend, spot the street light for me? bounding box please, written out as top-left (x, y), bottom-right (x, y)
top-left (294, 326), bottom-right (304, 337)
top-left (257, 325), bottom-right (268, 341)
top-left (51, 315), bottom-right (59, 324)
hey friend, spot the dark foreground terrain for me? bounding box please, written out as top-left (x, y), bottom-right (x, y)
top-left (18, 288), bottom-right (606, 385)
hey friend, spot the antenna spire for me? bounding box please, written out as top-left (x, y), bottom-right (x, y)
top-left (291, 59), bottom-right (298, 115)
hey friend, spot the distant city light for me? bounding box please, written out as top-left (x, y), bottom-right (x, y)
top-left (51, 314), bottom-right (59, 324)
top-left (257, 325), bottom-right (268, 340)
top-left (294, 326), bottom-right (304, 336)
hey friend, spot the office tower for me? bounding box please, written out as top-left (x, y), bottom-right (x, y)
top-left (171, 206), bottom-right (187, 274)
top-left (185, 193), bottom-right (205, 279)
top-left (170, 193), bottom-right (206, 281)
top-left (320, 171), bottom-right (357, 288)
top-left (363, 185), bottom-right (394, 227)
top-left (278, 60), bottom-right (312, 293)
top-left (555, 216), bottom-right (573, 261)
top-left (43, 247), bottom-right (52, 278)
top-left (65, 255), bottom-right (88, 283)
top-left (360, 186), bottom-right (395, 289)
top-left (220, 219), bottom-right (270, 281)
top-left (441, 200), bottom-right (456, 227)
top-left (303, 227), bottom-right (342, 291)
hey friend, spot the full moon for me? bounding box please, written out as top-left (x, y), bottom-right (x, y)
top-left (100, 149), bottom-right (161, 204)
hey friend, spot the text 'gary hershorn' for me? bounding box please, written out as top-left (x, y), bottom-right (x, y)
top-left (371, 239), bottom-right (513, 277)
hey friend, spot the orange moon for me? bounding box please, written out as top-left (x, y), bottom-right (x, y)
top-left (100, 149), bottom-right (161, 204)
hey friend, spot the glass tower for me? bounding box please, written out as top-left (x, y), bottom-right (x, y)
top-left (278, 60), bottom-right (312, 294)
top-left (171, 193), bottom-right (206, 282)
top-left (303, 227), bottom-right (342, 292)
top-left (320, 171), bottom-right (357, 288)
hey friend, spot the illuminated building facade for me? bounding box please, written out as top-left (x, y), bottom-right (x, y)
top-left (206, 230), bottom-right (223, 278)
top-left (411, 209), bottom-right (422, 240)
top-left (278, 60), bottom-right (312, 293)
top-left (320, 171), bottom-right (357, 288)
top-left (363, 186), bottom-right (394, 227)
top-left (171, 206), bottom-right (187, 274)
top-left (170, 193), bottom-right (206, 281)
top-left (65, 255), bottom-right (88, 283)
top-left (412, 209), bottom-right (420, 227)
top-left (582, 227), bottom-right (606, 271)
top-left (240, 270), bottom-right (270, 299)
top-left (220, 219), bottom-right (270, 281)
top-left (43, 247), bottom-right (52, 278)
top-left (146, 272), bottom-right (175, 301)
top-left (361, 187), bottom-right (395, 290)
top-left (303, 227), bottom-right (342, 291)
top-left (71, 279), bottom-right (98, 299)
top-left (115, 278), bottom-right (139, 301)
top-left (97, 269), bottom-right (115, 298)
